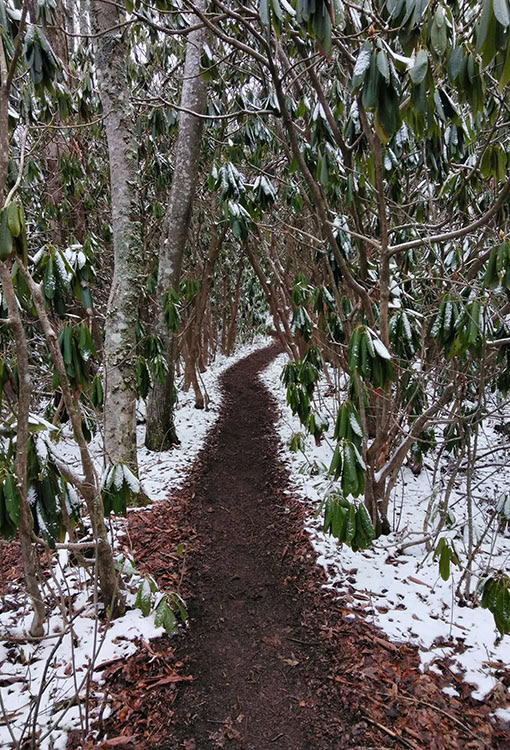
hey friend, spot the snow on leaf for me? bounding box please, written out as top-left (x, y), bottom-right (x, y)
top-left (36, 504), bottom-right (49, 536)
top-left (35, 435), bottom-right (49, 468)
top-left (27, 485), bottom-right (37, 506)
top-left (370, 334), bottom-right (391, 360)
top-left (351, 45), bottom-right (372, 90)
top-left (430, 308), bottom-right (443, 338)
top-left (349, 411), bottom-right (363, 438)
top-left (28, 413), bottom-right (58, 432)
top-left (134, 578), bottom-right (152, 616)
top-left (112, 464), bottom-right (124, 491)
top-left (101, 465), bottom-right (114, 490)
top-left (402, 312), bottom-right (413, 344)
top-left (32, 247), bottom-right (45, 265)
top-left (55, 249), bottom-right (73, 284)
top-left (62, 481), bottom-right (80, 517)
top-left (352, 442), bottom-right (366, 471)
top-left (122, 465), bottom-right (141, 494)
top-left (444, 301), bottom-right (453, 332)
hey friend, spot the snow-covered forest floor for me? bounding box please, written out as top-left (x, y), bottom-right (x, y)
top-left (0, 337), bottom-right (509, 749)
top-left (261, 352), bottom-right (510, 723)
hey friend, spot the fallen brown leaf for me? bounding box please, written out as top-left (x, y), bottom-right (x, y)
top-left (100, 736), bottom-right (137, 747)
top-left (147, 673), bottom-right (193, 689)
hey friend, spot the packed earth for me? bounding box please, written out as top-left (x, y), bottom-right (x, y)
top-left (1, 341), bottom-right (510, 748)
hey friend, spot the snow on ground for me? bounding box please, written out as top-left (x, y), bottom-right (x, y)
top-left (2, 336), bottom-right (509, 747)
top-left (0, 337), bottom-right (271, 749)
top-left (260, 352), bottom-right (510, 721)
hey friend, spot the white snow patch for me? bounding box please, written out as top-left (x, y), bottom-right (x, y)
top-left (259, 352), bottom-right (510, 709)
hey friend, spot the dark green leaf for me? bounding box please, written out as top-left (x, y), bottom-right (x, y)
top-left (410, 49), bottom-right (428, 84)
top-left (431, 16), bottom-right (447, 56)
top-left (259, 0), bottom-right (270, 26)
top-left (351, 42), bottom-right (372, 92)
top-left (3, 475), bottom-right (20, 527)
top-left (448, 46), bottom-right (464, 81)
top-left (494, 0), bottom-right (510, 28)
top-left (376, 50), bottom-right (390, 84)
top-left (439, 545), bottom-right (451, 581)
top-left (476, 0), bottom-right (493, 52)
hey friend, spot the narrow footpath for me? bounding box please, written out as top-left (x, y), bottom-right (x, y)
top-left (96, 342), bottom-right (509, 749)
top-left (164, 341), bottom-right (351, 749)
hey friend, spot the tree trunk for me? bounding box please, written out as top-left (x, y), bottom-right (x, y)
top-left (0, 264), bottom-right (46, 637)
top-left (225, 260), bottom-right (244, 356)
top-left (243, 243), bottom-right (297, 358)
top-left (0, 8), bottom-right (43, 635)
top-left (22, 266), bottom-right (124, 617)
top-left (91, 1), bottom-right (140, 477)
top-left (186, 222), bottom-right (225, 407)
top-left (145, 3), bottom-right (207, 451)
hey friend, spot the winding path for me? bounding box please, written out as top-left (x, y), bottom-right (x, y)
top-left (168, 341), bottom-right (344, 748)
top-left (98, 342), bottom-right (509, 749)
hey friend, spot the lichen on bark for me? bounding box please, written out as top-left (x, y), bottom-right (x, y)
top-left (92, 2), bottom-right (141, 483)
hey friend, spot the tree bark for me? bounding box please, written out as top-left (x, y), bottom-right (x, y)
top-left (186, 222), bottom-right (225, 408)
top-left (91, 1), bottom-right (140, 476)
top-left (21, 266), bottom-right (124, 617)
top-left (0, 263), bottom-right (46, 637)
top-left (145, 2), bottom-right (207, 451)
top-left (243, 243), bottom-right (297, 358)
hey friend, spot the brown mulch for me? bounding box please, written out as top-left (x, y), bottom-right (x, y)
top-left (0, 538), bottom-right (23, 597)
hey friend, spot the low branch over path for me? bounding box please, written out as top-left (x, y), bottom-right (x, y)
top-left (93, 342), bottom-right (509, 749)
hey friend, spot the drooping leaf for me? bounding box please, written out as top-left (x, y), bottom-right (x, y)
top-left (410, 49), bottom-right (428, 84)
top-left (494, 0), bottom-right (510, 28)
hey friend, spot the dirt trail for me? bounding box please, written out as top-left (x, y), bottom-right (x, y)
top-left (95, 342), bottom-right (510, 750)
top-left (167, 341), bottom-right (347, 749)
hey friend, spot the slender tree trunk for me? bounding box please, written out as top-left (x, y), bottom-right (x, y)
top-left (225, 260), bottom-right (243, 356)
top-left (145, 2), bottom-right (207, 451)
top-left (0, 10), bottom-right (44, 635)
top-left (21, 266), bottom-right (123, 616)
top-left (0, 264), bottom-right (46, 637)
top-left (91, 1), bottom-right (140, 476)
top-left (243, 244), bottom-right (297, 358)
top-left (186, 222), bottom-right (225, 407)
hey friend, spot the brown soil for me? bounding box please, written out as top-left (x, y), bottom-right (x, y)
top-left (80, 343), bottom-right (509, 748)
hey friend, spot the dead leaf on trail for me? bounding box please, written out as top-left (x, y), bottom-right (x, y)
top-left (100, 736), bottom-right (137, 748)
top-left (208, 716), bottom-right (242, 747)
top-left (262, 634), bottom-right (282, 647)
top-left (147, 673), bottom-right (193, 689)
top-left (372, 635), bottom-right (398, 653)
top-left (283, 658), bottom-right (299, 666)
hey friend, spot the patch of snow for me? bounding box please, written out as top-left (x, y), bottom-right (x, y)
top-left (260, 352), bottom-right (510, 708)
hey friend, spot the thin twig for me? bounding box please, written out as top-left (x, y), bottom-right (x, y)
top-left (4, 126), bottom-right (28, 208)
